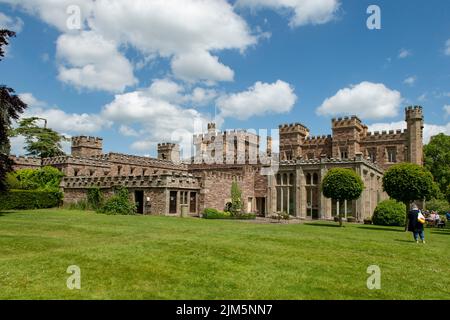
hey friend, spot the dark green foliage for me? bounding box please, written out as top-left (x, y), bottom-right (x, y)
top-left (0, 190), bottom-right (63, 210)
top-left (372, 200), bottom-right (406, 227)
top-left (382, 163), bottom-right (435, 203)
top-left (0, 30), bottom-right (27, 191)
top-left (87, 187), bottom-right (104, 210)
top-left (424, 133), bottom-right (450, 196)
top-left (202, 208), bottom-right (256, 220)
top-left (322, 168), bottom-right (364, 227)
top-left (426, 198), bottom-right (450, 215)
top-left (322, 168), bottom-right (365, 202)
top-left (97, 186), bottom-right (136, 215)
top-left (9, 166), bottom-right (64, 191)
top-left (230, 181), bottom-right (242, 215)
top-left (12, 117), bottom-right (68, 158)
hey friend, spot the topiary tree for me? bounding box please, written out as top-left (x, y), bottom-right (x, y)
top-left (372, 200), bottom-right (406, 227)
top-left (230, 180), bottom-right (242, 216)
top-left (382, 163), bottom-right (435, 230)
top-left (322, 168), bottom-right (365, 227)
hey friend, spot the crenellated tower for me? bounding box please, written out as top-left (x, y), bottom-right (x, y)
top-left (71, 136), bottom-right (103, 158)
top-left (157, 143), bottom-right (180, 163)
top-left (279, 123), bottom-right (310, 160)
top-left (405, 106), bottom-right (424, 165)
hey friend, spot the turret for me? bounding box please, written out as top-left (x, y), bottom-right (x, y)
top-left (71, 136), bottom-right (103, 158)
top-left (157, 143), bottom-right (180, 163)
top-left (405, 106), bottom-right (424, 165)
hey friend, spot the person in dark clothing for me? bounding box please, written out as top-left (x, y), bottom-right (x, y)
top-left (408, 203), bottom-right (425, 243)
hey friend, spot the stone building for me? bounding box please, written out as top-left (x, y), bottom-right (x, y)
top-left (10, 106), bottom-right (424, 222)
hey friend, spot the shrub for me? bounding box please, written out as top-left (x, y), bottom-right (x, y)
top-left (97, 186), bottom-right (136, 215)
top-left (0, 190), bottom-right (63, 210)
top-left (230, 181), bottom-right (242, 215)
top-left (202, 208), bottom-right (255, 220)
top-left (87, 187), bottom-right (104, 210)
top-left (364, 218), bottom-right (372, 225)
top-left (426, 198), bottom-right (450, 215)
top-left (372, 200), bottom-right (406, 227)
top-left (347, 217), bottom-right (356, 223)
top-left (9, 166), bottom-right (64, 191)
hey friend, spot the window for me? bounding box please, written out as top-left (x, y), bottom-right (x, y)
top-left (368, 149), bottom-right (377, 162)
top-left (387, 147), bottom-right (397, 163)
top-left (285, 151), bottom-right (292, 160)
top-left (307, 153), bottom-right (314, 160)
top-left (181, 191), bottom-right (189, 205)
top-left (340, 148), bottom-right (348, 159)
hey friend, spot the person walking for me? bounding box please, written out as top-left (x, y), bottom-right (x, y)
top-left (408, 203), bottom-right (426, 243)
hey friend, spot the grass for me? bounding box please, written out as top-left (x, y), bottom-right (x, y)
top-left (0, 209), bottom-right (449, 300)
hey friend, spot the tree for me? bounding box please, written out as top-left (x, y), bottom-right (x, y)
top-left (12, 117), bottom-right (68, 158)
top-left (382, 163), bottom-right (435, 230)
top-left (424, 133), bottom-right (450, 197)
top-left (322, 168), bottom-right (364, 227)
top-left (230, 180), bottom-right (242, 215)
top-left (0, 30), bottom-right (27, 191)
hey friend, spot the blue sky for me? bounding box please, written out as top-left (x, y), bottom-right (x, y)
top-left (1, 0), bottom-right (449, 157)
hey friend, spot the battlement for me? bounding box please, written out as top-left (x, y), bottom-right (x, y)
top-left (61, 172), bottom-right (200, 190)
top-left (332, 116), bottom-right (363, 128)
top-left (405, 105), bottom-right (423, 120)
top-left (303, 135), bottom-right (332, 145)
top-left (10, 155), bottom-right (42, 168)
top-left (279, 123), bottom-right (310, 135)
top-left (362, 129), bottom-right (407, 142)
top-left (71, 136), bottom-right (103, 147)
top-left (158, 143), bottom-right (178, 148)
top-left (41, 156), bottom-right (111, 167)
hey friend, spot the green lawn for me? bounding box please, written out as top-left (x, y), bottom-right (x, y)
top-left (0, 209), bottom-right (449, 300)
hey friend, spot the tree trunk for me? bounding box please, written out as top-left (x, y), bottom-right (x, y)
top-left (404, 201), bottom-right (409, 232)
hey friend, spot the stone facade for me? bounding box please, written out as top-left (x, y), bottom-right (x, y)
top-left (279, 106), bottom-right (424, 170)
top-left (9, 106), bottom-right (424, 221)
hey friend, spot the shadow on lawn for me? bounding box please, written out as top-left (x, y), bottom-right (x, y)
top-left (431, 229), bottom-right (450, 236)
top-left (357, 226), bottom-right (404, 233)
top-left (303, 223), bottom-right (341, 228)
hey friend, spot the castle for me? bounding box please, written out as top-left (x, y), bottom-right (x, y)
top-left (10, 106), bottom-right (424, 221)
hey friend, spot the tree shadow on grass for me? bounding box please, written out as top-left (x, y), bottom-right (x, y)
top-left (431, 229), bottom-right (450, 236)
top-left (303, 223), bottom-right (341, 228)
top-left (357, 226), bottom-right (404, 233)
top-left (394, 239), bottom-right (415, 243)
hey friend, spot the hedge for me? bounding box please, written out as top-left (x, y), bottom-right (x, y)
top-left (0, 190), bottom-right (63, 210)
top-left (202, 208), bottom-right (256, 220)
top-left (372, 199), bottom-right (406, 227)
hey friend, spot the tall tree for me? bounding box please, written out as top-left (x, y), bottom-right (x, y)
top-left (382, 163), bottom-right (435, 231)
top-left (0, 30), bottom-right (27, 191)
top-left (424, 133), bottom-right (450, 197)
top-left (12, 117), bottom-right (68, 158)
top-left (322, 168), bottom-right (364, 227)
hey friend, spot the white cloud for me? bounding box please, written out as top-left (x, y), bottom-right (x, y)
top-left (398, 48), bottom-right (412, 59)
top-left (171, 50), bottom-right (235, 83)
top-left (445, 39), bottom-right (450, 56)
top-left (147, 78), bottom-right (185, 103)
top-left (444, 105), bottom-right (450, 117)
top-left (189, 87), bottom-right (218, 106)
top-left (236, 0), bottom-right (340, 27)
top-left (19, 93), bottom-right (46, 107)
top-left (102, 83), bottom-right (211, 154)
top-left (16, 93), bottom-right (111, 134)
top-left (316, 81), bottom-right (403, 120)
top-left (403, 76), bottom-right (417, 86)
top-left (0, 12), bottom-right (24, 32)
top-left (1, 0), bottom-right (258, 86)
top-left (368, 121), bottom-right (450, 144)
top-left (119, 125), bottom-right (139, 137)
top-left (56, 31), bottom-right (137, 92)
top-left (217, 80), bottom-right (297, 120)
